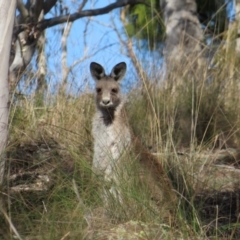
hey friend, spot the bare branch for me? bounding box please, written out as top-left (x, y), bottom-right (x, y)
top-left (26, 0), bottom-right (44, 21)
top-left (111, 12), bottom-right (148, 83)
top-left (78, 0), bottom-right (88, 12)
top-left (69, 43), bottom-right (117, 73)
top-left (43, 0), bottom-right (58, 14)
top-left (10, 0), bottom-right (146, 92)
top-left (17, 0), bottom-right (28, 20)
top-left (39, 0), bottom-right (146, 30)
top-left (13, 0), bottom-right (146, 38)
top-left (83, 16), bottom-right (91, 48)
top-left (126, 39), bottom-right (149, 82)
top-left (60, 43), bottom-right (117, 86)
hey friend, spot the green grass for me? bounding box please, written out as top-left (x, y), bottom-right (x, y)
top-left (2, 43), bottom-right (240, 239)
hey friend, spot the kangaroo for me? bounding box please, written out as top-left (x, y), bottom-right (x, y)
top-left (90, 62), bottom-right (176, 208)
top-left (91, 62), bottom-right (131, 185)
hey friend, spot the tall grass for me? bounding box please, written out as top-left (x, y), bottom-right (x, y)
top-left (2, 41), bottom-right (240, 239)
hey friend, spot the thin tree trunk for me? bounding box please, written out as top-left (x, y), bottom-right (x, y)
top-left (235, 0), bottom-right (240, 55)
top-left (59, 21), bottom-right (73, 95)
top-left (36, 10), bottom-right (47, 105)
top-left (0, 0), bottom-right (16, 184)
top-left (160, 0), bottom-right (204, 69)
top-left (36, 33), bottom-right (47, 105)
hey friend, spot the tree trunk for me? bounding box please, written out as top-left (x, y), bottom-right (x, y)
top-left (36, 10), bottom-right (47, 105)
top-left (160, 0), bottom-right (204, 69)
top-left (0, 0), bottom-right (16, 184)
top-left (235, 0), bottom-right (240, 55)
top-left (36, 33), bottom-right (47, 106)
top-left (9, 0), bottom-right (46, 92)
top-left (59, 21), bottom-right (73, 95)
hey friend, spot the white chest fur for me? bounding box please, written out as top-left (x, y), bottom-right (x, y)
top-left (92, 111), bottom-right (131, 181)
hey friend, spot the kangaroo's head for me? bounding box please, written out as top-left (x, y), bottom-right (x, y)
top-left (90, 62), bottom-right (127, 111)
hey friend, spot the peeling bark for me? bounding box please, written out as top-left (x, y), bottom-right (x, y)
top-left (0, 0), bottom-right (16, 184)
top-left (9, 31), bottom-right (37, 90)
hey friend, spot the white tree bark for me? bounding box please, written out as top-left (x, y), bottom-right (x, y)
top-left (36, 10), bottom-right (47, 100)
top-left (160, 0), bottom-right (204, 66)
top-left (0, 0), bottom-right (16, 184)
top-left (60, 21), bottom-right (73, 95)
top-left (235, 0), bottom-right (240, 55)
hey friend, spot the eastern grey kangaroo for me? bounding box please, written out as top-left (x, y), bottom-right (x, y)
top-left (91, 62), bottom-right (131, 185)
top-left (90, 62), bottom-right (175, 207)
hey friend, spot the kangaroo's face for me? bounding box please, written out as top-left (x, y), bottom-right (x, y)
top-left (90, 62), bottom-right (127, 109)
top-left (94, 78), bottom-right (120, 108)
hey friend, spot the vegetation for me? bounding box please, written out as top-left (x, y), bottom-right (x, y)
top-left (123, 0), bottom-right (227, 50)
top-left (1, 39), bottom-right (240, 239)
top-left (124, 0), bottom-right (164, 49)
top-left (1, 0), bottom-right (240, 239)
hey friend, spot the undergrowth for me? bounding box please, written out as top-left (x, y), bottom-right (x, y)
top-left (1, 43), bottom-right (240, 239)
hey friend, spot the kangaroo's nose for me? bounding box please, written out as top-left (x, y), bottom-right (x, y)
top-left (102, 99), bottom-right (110, 105)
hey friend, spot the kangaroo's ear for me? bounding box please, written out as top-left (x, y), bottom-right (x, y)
top-left (90, 62), bottom-right (106, 81)
top-left (110, 62), bottom-right (127, 81)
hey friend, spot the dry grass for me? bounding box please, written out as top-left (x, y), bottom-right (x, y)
top-left (1, 42), bottom-right (240, 239)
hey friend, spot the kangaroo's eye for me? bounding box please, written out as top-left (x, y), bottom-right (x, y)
top-left (111, 88), bottom-right (118, 94)
top-left (96, 87), bottom-right (101, 93)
